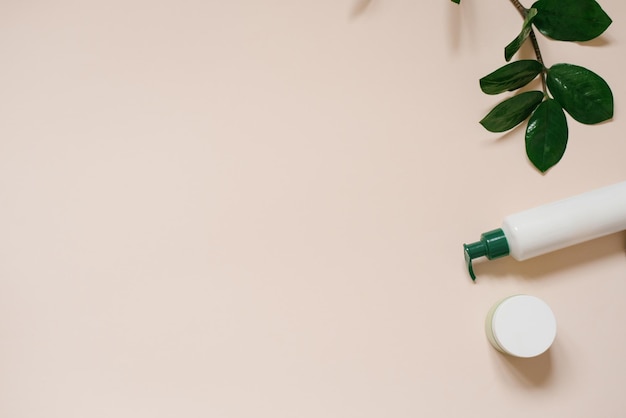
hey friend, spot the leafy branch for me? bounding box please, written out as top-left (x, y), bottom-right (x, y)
top-left (451, 0), bottom-right (613, 172)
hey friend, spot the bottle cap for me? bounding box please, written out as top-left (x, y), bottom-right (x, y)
top-left (463, 228), bottom-right (510, 281)
top-left (485, 295), bottom-right (557, 358)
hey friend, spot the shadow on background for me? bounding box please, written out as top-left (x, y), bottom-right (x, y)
top-left (471, 231), bottom-right (626, 281)
top-left (576, 35), bottom-right (612, 48)
top-left (350, 0), bottom-right (374, 18)
top-left (447, 0), bottom-right (462, 51)
top-left (496, 347), bottom-right (553, 387)
top-left (446, 0), bottom-right (480, 52)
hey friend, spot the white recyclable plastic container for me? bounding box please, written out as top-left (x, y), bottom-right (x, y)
top-left (485, 294), bottom-right (557, 358)
top-left (464, 180), bottom-right (626, 280)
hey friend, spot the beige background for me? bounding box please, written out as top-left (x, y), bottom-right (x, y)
top-left (1, 1), bottom-right (625, 417)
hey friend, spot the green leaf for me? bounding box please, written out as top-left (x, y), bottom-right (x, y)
top-left (505, 8), bottom-right (537, 62)
top-left (480, 60), bottom-right (543, 95)
top-left (480, 91), bottom-right (544, 133)
top-left (531, 0), bottom-right (612, 41)
top-left (451, 0), bottom-right (460, 3)
top-left (547, 63), bottom-right (613, 124)
top-left (525, 99), bottom-right (568, 172)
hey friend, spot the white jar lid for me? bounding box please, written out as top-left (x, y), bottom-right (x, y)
top-left (488, 295), bottom-right (557, 358)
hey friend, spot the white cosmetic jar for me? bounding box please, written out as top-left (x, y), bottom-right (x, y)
top-left (485, 294), bottom-right (557, 358)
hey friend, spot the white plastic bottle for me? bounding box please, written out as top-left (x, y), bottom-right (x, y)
top-left (464, 180), bottom-right (626, 280)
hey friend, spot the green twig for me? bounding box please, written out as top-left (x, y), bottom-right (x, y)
top-left (509, 0), bottom-right (547, 94)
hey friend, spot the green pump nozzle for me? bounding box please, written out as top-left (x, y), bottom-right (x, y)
top-left (463, 229), bottom-right (510, 281)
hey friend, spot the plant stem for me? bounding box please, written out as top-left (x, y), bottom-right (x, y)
top-left (509, 0), bottom-right (548, 94)
top-left (509, 0), bottom-right (526, 14)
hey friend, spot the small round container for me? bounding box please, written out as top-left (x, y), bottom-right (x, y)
top-left (485, 294), bottom-right (557, 358)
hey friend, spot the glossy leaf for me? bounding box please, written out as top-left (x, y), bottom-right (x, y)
top-left (480, 91), bottom-right (544, 133)
top-left (547, 63), bottom-right (613, 124)
top-left (525, 99), bottom-right (568, 172)
top-left (480, 60), bottom-right (543, 95)
top-left (505, 8), bottom-right (537, 62)
top-left (532, 0), bottom-right (612, 41)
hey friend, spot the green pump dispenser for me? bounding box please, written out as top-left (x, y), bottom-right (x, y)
top-left (463, 229), bottom-right (510, 281)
